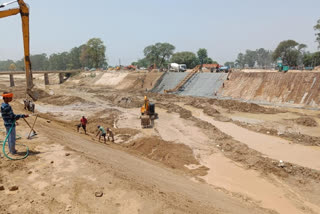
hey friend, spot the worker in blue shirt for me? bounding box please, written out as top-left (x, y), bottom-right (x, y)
top-left (1, 92), bottom-right (28, 154)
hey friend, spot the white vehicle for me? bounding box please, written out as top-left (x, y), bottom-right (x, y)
top-left (169, 63), bottom-right (187, 72)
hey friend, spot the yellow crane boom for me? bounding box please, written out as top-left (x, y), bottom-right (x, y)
top-left (0, 0), bottom-right (35, 100)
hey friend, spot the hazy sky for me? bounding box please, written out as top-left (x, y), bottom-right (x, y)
top-left (0, 0), bottom-right (319, 65)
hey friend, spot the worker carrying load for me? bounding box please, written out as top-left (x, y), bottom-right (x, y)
top-left (1, 92), bottom-right (29, 155)
top-left (140, 96), bottom-right (158, 128)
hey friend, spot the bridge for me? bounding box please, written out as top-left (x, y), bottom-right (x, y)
top-left (0, 70), bottom-right (80, 87)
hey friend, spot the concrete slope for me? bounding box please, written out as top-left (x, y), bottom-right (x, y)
top-left (222, 72), bottom-right (320, 107)
top-left (179, 73), bottom-right (228, 97)
top-left (151, 72), bottom-right (188, 93)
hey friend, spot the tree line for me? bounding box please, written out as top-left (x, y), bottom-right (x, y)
top-left (0, 38), bottom-right (107, 71)
top-left (131, 44), bottom-right (217, 69)
top-left (1, 18), bottom-right (319, 71)
top-left (230, 18), bottom-right (320, 69)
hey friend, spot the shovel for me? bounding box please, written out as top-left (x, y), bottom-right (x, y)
top-left (26, 115), bottom-right (38, 139)
top-left (23, 118), bottom-right (37, 134)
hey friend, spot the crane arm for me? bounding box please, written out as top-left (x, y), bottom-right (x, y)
top-left (0, 0), bottom-right (35, 100)
top-left (0, 8), bottom-right (19, 18)
top-left (18, 0), bottom-right (34, 99)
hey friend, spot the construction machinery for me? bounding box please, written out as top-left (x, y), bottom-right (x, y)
top-left (140, 96), bottom-right (158, 128)
top-left (276, 57), bottom-right (289, 72)
top-left (164, 65), bottom-right (201, 94)
top-left (124, 65), bottom-right (136, 71)
top-left (169, 63), bottom-right (187, 72)
top-left (0, 0), bottom-right (36, 100)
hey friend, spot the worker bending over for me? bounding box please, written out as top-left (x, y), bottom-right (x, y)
top-left (1, 92), bottom-right (28, 155)
top-left (106, 128), bottom-right (114, 142)
top-left (96, 125), bottom-right (107, 143)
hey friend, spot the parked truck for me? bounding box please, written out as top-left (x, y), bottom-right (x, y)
top-left (169, 63), bottom-right (187, 72)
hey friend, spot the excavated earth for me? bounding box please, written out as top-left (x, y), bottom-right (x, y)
top-left (0, 71), bottom-right (320, 214)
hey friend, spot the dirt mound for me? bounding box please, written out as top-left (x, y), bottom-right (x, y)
top-left (209, 99), bottom-right (282, 114)
top-left (124, 137), bottom-right (208, 176)
top-left (95, 94), bottom-right (142, 108)
top-left (39, 95), bottom-right (88, 106)
top-left (157, 103), bottom-right (192, 119)
top-left (294, 117), bottom-right (318, 127)
top-left (186, 99), bottom-right (220, 116)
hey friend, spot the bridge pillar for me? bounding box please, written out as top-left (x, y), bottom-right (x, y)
top-left (59, 73), bottom-right (64, 84)
top-left (9, 74), bottom-right (14, 87)
top-left (44, 73), bottom-right (49, 85)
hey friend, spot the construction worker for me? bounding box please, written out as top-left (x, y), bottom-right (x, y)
top-left (96, 125), bottom-right (107, 143)
top-left (1, 92), bottom-right (28, 155)
top-left (77, 116), bottom-right (87, 134)
top-left (106, 128), bottom-right (114, 142)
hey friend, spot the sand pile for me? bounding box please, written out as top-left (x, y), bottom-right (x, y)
top-left (294, 117), bottom-right (318, 127)
top-left (95, 72), bottom-right (128, 86)
top-left (124, 137), bottom-right (208, 176)
top-left (39, 95), bottom-right (88, 106)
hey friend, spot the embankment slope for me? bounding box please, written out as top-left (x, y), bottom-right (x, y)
top-left (222, 72), bottom-right (320, 107)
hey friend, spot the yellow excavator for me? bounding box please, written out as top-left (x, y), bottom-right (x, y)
top-left (140, 96), bottom-right (158, 128)
top-left (0, 0), bottom-right (36, 100)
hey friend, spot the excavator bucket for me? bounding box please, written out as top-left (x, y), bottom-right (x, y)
top-left (27, 89), bottom-right (38, 101)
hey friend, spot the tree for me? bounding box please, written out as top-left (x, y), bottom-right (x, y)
top-left (171, 51), bottom-right (198, 68)
top-left (49, 52), bottom-right (70, 70)
top-left (143, 43), bottom-right (175, 68)
top-left (80, 45), bottom-right (90, 68)
top-left (272, 40), bottom-right (301, 66)
top-left (235, 53), bottom-right (245, 68)
top-left (69, 45), bottom-right (83, 69)
top-left (196, 48), bottom-right (214, 64)
top-left (197, 48), bottom-right (208, 64)
top-left (132, 58), bottom-right (150, 68)
top-left (314, 19), bottom-right (320, 49)
top-left (9, 63), bottom-right (16, 71)
top-left (303, 52), bottom-right (320, 67)
top-left (224, 62), bottom-right (235, 68)
top-left (0, 60), bottom-right (14, 71)
top-left (244, 50), bottom-right (257, 68)
top-left (30, 54), bottom-right (49, 71)
top-left (85, 38), bottom-right (107, 68)
top-left (256, 48), bottom-right (273, 68)
top-left (15, 59), bottom-right (25, 71)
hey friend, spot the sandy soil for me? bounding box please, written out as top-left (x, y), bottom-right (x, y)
top-left (1, 71), bottom-right (320, 214)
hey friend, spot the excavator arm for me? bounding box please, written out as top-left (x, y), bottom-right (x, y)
top-left (0, 0), bottom-right (35, 100)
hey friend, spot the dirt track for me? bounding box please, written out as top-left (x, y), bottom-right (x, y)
top-left (1, 71), bottom-right (320, 214)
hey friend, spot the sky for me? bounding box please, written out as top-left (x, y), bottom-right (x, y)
top-left (0, 0), bottom-right (319, 66)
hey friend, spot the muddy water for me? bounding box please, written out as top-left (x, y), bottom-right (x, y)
top-left (117, 107), bottom-right (319, 214)
top-left (203, 154), bottom-right (312, 214)
top-left (183, 105), bottom-right (320, 171)
top-left (225, 110), bottom-right (320, 138)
